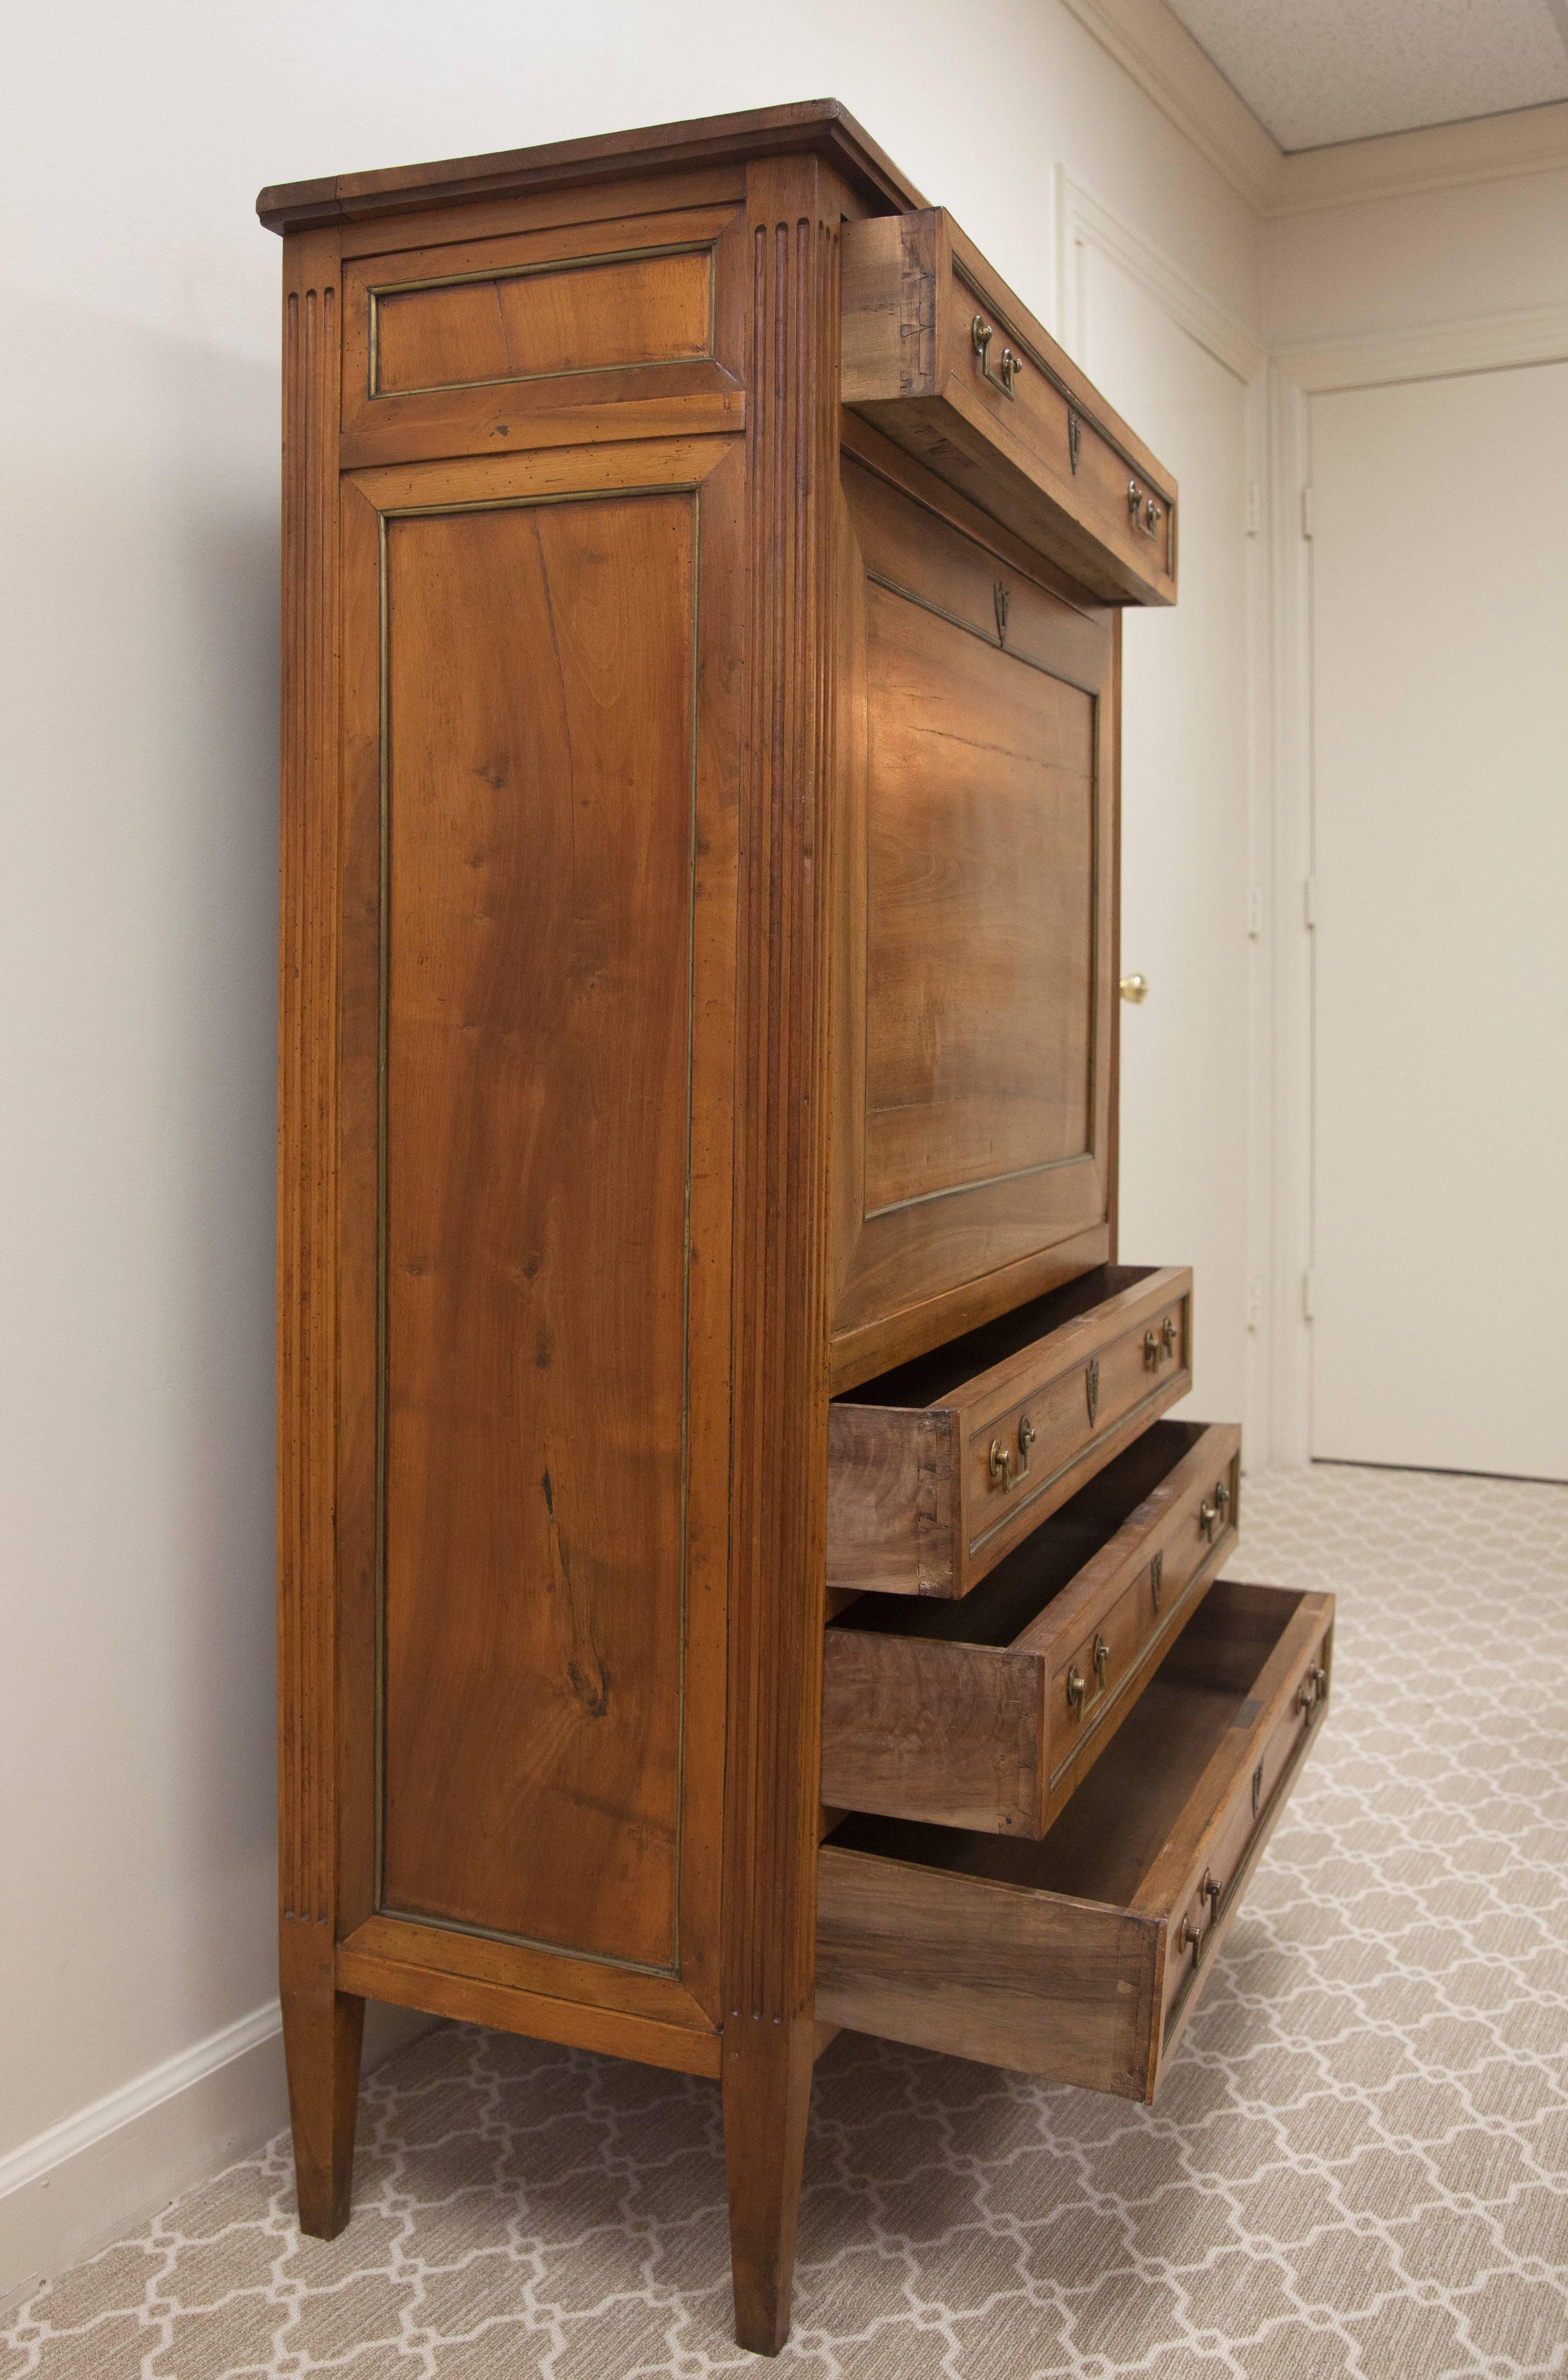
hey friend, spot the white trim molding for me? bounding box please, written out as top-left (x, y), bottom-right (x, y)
top-left (0, 1998), bottom-right (436, 2308)
top-left (1266, 305), bottom-right (1568, 1466)
top-left (1272, 304), bottom-right (1568, 393)
top-left (1058, 0), bottom-right (1568, 219)
top-left (1055, 172), bottom-right (1279, 1465)
top-left (1055, 168), bottom-right (1266, 384)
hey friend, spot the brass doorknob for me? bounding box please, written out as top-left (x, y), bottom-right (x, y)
top-left (1120, 973), bottom-right (1148, 1003)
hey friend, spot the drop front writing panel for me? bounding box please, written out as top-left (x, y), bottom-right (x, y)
top-left (863, 583), bottom-right (1095, 1214)
top-left (377, 487), bottom-right (696, 1973)
top-left (829, 448), bottom-right (1117, 1384)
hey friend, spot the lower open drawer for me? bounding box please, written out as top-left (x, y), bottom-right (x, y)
top-left (816, 1577), bottom-right (1333, 2102)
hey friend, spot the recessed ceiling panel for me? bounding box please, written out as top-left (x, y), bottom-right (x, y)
top-left (1164, 0), bottom-right (1568, 149)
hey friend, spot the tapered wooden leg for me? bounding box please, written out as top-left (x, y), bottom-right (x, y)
top-left (280, 1918), bottom-right (364, 2239)
top-left (724, 2015), bottom-right (815, 2356)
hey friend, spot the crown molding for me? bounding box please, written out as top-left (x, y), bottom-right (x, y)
top-left (1272, 100), bottom-right (1568, 216)
top-left (1057, 0), bottom-right (1568, 220)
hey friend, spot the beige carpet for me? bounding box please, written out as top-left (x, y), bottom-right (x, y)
top-left (4, 1463), bottom-right (1566, 2378)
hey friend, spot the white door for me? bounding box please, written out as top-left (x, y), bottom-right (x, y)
top-left (1072, 245), bottom-right (1254, 1429)
top-left (1309, 363), bottom-right (1568, 1479)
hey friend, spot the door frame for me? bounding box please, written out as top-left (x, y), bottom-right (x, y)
top-left (1267, 302), bottom-right (1568, 1465)
top-left (1055, 170), bottom-right (1273, 1456)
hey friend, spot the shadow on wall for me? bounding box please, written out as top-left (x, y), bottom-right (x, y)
top-left (1, 288), bottom-right (285, 2148)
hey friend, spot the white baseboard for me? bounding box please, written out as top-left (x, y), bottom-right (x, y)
top-left (0, 1996), bottom-right (439, 2309)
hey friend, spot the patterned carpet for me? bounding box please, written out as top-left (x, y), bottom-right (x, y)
top-left (4, 1463), bottom-right (1566, 2378)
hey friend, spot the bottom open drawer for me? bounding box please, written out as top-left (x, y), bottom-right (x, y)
top-left (817, 1577), bottom-right (1333, 2103)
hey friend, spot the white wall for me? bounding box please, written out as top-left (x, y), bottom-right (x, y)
top-left (1267, 165), bottom-right (1568, 348)
top-left (0, 0), bottom-right (1264, 2296)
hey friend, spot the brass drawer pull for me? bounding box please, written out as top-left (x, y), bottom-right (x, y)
top-left (1144, 1314), bottom-right (1179, 1372)
top-left (971, 314), bottom-right (1022, 397)
top-left (988, 1413), bottom-right (1036, 1492)
top-left (1181, 1873), bottom-right (1222, 1971)
top-left (1066, 1665), bottom-right (1086, 1714)
top-left (1297, 1662), bottom-right (1327, 1720)
top-left (1092, 1632), bottom-right (1111, 1688)
top-left (1199, 1497), bottom-right (1219, 1541)
top-left (1128, 480), bottom-right (1166, 536)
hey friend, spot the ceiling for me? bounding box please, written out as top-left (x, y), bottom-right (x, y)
top-left (1163, 0), bottom-right (1568, 150)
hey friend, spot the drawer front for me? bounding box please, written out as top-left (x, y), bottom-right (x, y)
top-left (827, 1265), bottom-right (1191, 1599)
top-left (1159, 1601), bottom-right (1335, 2064)
top-left (822, 1418), bottom-right (1239, 1837)
top-left (1047, 1433), bottom-right (1241, 1806)
top-left (962, 1283), bottom-right (1190, 1582)
top-left (954, 263), bottom-right (1177, 602)
top-left (817, 1582), bottom-right (1335, 2103)
top-left (839, 211), bottom-right (1178, 609)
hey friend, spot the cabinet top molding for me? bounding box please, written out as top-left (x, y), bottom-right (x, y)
top-left (256, 96), bottom-right (926, 235)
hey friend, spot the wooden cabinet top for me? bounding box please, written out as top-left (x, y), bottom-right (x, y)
top-left (256, 96), bottom-right (927, 232)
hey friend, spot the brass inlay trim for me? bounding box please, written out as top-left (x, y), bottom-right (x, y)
top-left (377, 1901), bottom-right (680, 1981)
top-left (372, 478), bottom-right (702, 1980)
top-left (366, 239), bottom-right (719, 402)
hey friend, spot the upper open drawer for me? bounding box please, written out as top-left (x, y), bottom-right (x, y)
top-left (828, 1263), bottom-right (1192, 1599)
top-left (841, 210), bottom-right (1177, 607)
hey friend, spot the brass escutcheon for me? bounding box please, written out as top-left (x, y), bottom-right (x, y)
top-left (1199, 1497), bottom-right (1220, 1542)
top-left (1066, 1665), bottom-right (1086, 1714)
top-left (1092, 1632), bottom-right (1111, 1688)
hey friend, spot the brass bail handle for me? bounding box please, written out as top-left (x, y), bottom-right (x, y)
top-left (972, 314), bottom-right (1023, 397)
top-left (1144, 1313), bottom-right (1179, 1371)
top-left (989, 1412), bottom-right (1037, 1492)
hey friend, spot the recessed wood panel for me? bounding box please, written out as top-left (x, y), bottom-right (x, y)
top-left (829, 443), bottom-right (1119, 1388)
top-left (378, 488), bottom-right (697, 1973)
top-left (863, 587), bottom-right (1094, 1214)
top-left (372, 246), bottom-right (714, 397)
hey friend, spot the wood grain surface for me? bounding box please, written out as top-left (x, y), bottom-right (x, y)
top-left (377, 487), bottom-right (696, 1969)
top-left (818, 1583), bottom-right (1334, 2101)
top-left (828, 458), bottom-right (1119, 1375)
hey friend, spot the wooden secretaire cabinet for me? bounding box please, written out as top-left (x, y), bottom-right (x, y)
top-left (261, 101), bottom-right (1332, 2356)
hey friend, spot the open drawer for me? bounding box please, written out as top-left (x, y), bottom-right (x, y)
top-left (822, 1419), bottom-right (1241, 1836)
top-left (817, 1578), bottom-right (1334, 2102)
top-left (827, 1263), bottom-right (1192, 1599)
top-left (841, 209), bottom-right (1178, 607)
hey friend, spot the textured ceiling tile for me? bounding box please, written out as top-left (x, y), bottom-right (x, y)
top-left (1165, 0), bottom-right (1568, 148)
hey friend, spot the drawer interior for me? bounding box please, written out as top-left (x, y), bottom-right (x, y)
top-left (826, 1575), bottom-right (1307, 1907)
top-left (829, 1417), bottom-right (1216, 1651)
top-left (839, 1262), bottom-right (1160, 1412)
